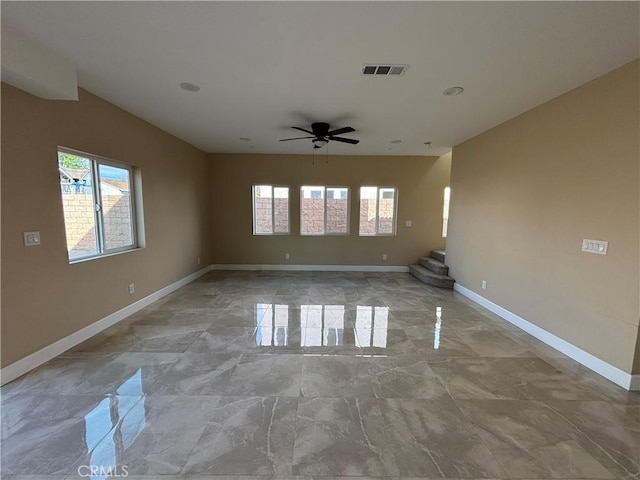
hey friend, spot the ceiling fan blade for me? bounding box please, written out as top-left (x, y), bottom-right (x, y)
top-left (279, 136), bottom-right (315, 141)
top-left (292, 126), bottom-right (314, 135)
top-left (327, 126), bottom-right (355, 136)
top-left (329, 136), bottom-right (359, 145)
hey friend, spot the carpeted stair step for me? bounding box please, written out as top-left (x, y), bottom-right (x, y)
top-left (409, 264), bottom-right (455, 289)
top-left (419, 256), bottom-right (449, 275)
top-left (431, 249), bottom-right (446, 263)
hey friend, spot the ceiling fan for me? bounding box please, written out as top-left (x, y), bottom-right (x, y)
top-left (280, 122), bottom-right (360, 149)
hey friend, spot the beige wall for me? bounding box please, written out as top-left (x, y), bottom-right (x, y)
top-left (447, 60), bottom-right (640, 374)
top-left (1, 84), bottom-right (211, 367)
top-left (210, 153), bottom-right (451, 266)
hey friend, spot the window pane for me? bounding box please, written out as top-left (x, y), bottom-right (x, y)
top-left (58, 153), bottom-right (99, 259)
top-left (273, 187), bottom-right (289, 234)
top-left (378, 188), bottom-right (395, 234)
top-left (326, 187), bottom-right (349, 234)
top-left (253, 185), bottom-right (273, 234)
top-left (99, 164), bottom-right (133, 250)
top-left (359, 187), bottom-right (377, 235)
top-left (301, 186), bottom-right (325, 235)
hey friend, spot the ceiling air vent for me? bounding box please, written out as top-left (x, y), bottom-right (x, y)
top-left (362, 64), bottom-right (408, 76)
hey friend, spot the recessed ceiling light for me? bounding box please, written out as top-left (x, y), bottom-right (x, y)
top-left (443, 86), bottom-right (464, 96)
top-left (390, 139), bottom-right (402, 144)
top-left (180, 82), bottom-right (200, 92)
top-left (239, 137), bottom-right (251, 142)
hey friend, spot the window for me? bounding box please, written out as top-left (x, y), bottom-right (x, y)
top-left (252, 185), bottom-right (290, 235)
top-left (442, 186), bottom-right (451, 238)
top-left (359, 186), bottom-right (397, 235)
top-left (300, 186), bottom-right (349, 235)
top-left (58, 148), bottom-right (140, 262)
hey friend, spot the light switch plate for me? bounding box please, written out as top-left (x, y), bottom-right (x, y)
top-left (23, 231), bottom-right (41, 246)
top-left (405, 220), bottom-right (412, 227)
top-left (581, 239), bottom-right (608, 255)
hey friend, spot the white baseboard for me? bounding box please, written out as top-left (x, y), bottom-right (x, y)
top-left (0, 266), bottom-right (213, 386)
top-left (453, 283), bottom-right (639, 391)
top-left (210, 264), bottom-right (410, 273)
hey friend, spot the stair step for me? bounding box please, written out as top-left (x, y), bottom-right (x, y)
top-left (431, 249), bottom-right (446, 263)
top-left (409, 264), bottom-right (455, 289)
top-left (419, 256), bottom-right (449, 275)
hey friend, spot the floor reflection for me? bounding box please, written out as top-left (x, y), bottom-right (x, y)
top-left (252, 303), bottom-right (453, 352)
top-left (355, 306), bottom-right (389, 348)
top-left (434, 306), bottom-right (442, 349)
top-left (301, 305), bottom-right (345, 346)
top-left (84, 369), bottom-right (145, 480)
top-left (253, 303), bottom-right (393, 349)
top-left (256, 303), bottom-right (289, 346)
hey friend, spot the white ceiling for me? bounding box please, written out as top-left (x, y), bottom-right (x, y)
top-left (2, 1), bottom-right (639, 156)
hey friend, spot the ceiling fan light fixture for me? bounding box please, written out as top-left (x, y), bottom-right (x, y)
top-left (313, 138), bottom-right (329, 148)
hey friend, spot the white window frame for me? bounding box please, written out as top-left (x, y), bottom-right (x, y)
top-left (252, 185), bottom-right (290, 235)
top-left (359, 186), bottom-right (398, 236)
top-left (300, 185), bottom-right (350, 236)
top-left (58, 147), bottom-right (140, 263)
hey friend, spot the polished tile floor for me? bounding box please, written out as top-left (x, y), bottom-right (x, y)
top-left (2, 271), bottom-right (639, 480)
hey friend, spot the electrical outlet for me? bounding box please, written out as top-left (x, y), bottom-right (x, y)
top-left (382, 254), bottom-right (388, 261)
top-left (129, 283), bottom-right (135, 295)
top-left (405, 220), bottom-right (412, 227)
top-left (285, 253), bottom-right (290, 260)
top-left (482, 280), bottom-right (487, 290)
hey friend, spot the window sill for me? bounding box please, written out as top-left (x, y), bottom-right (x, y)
top-left (300, 233), bottom-right (351, 236)
top-left (358, 234), bottom-right (396, 237)
top-left (69, 247), bottom-right (144, 265)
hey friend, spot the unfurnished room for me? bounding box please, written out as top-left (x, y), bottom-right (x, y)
top-left (1, 1), bottom-right (639, 479)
